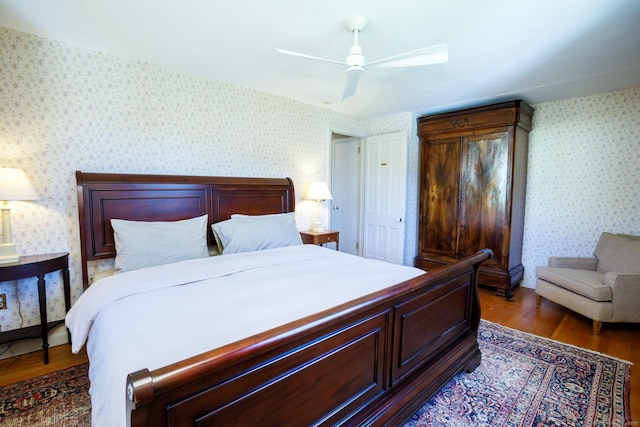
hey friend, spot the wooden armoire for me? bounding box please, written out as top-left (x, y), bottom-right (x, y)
top-left (415, 100), bottom-right (534, 298)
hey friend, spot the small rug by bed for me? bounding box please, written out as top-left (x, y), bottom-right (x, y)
top-left (0, 321), bottom-right (631, 426)
top-left (405, 320), bottom-right (632, 427)
top-left (0, 363), bottom-right (90, 426)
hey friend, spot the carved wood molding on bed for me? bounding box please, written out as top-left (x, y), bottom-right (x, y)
top-left (74, 171), bottom-right (492, 427)
top-left (75, 171), bottom-right (295, 288)
top-left (126, 249), bottom-right (491, 427)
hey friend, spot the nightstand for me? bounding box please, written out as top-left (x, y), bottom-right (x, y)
top-left (0, 253), bottom-right (70, 364)
top-left (300, 230), bottom-right (339, 251)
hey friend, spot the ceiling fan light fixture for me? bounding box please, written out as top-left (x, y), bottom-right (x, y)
top-left (346, 65), bottom-right (365, 77)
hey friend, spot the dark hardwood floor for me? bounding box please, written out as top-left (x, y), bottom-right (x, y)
top-left (0, 286), bottom-right (637, 422)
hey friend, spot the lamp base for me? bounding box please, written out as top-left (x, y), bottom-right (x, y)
top-left (0, 243), bottom-right (20, 264)
top-left (310, 223), bottom-right (325, 232)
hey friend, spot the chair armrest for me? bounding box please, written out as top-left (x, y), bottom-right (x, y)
top-left (607, 272), bottom-right (640, 322)
top-left (548, 256), bottom-right (598, 270)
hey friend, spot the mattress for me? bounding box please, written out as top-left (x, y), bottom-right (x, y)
top-left (66, 244), bottom-right (424, 427)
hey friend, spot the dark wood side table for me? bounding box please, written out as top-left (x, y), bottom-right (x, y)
top-left (0, 253), bottom-right (70, 364)
top-left (300, 230), bottom-right (340, 251)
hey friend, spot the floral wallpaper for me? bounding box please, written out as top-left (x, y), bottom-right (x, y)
top-left (1, 25), bottom-right (639, 338)
top-left (0, 26), bottom-right (373, 333)
top-left (522, 88), bottom-right (640, 289)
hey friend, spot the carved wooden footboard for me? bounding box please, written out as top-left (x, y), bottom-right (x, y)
top-left (127, 250), bottom-right (491, 427)
top-left (75, 172), bottom-right (491, 426)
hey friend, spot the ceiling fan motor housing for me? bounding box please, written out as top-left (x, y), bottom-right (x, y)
top-left (346, 45), bottom-right (365, 67)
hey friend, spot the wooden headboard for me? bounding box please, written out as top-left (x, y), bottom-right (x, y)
top-left (76, 171), bottom-right (295, 288)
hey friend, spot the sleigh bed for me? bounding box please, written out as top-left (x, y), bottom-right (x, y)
top-left (70, 171), bottom-right (491, 427)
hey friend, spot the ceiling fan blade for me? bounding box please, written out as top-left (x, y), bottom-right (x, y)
top-left (272, 48), bottom-right (347, 66)
top-left (342, 73), bottom-right (361, 100)
top-left (366, 43), bottom-right (448, 68)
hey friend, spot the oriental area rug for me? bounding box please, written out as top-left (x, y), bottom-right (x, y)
top-left (0, 321), bottom-right (631, 427)
top-left (405, 320), bottom-right (631, 427)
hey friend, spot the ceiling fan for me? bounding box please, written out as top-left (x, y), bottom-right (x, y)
top-left (273, 15), bottom-right (448, 100)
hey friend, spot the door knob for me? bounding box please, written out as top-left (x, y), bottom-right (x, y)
top-left (395, 218), bottom-right (403, 222)
top-left (333, 206), bottom-right (339, 210)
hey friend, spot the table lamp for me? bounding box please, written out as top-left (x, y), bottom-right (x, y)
top-left (304, 181), bottom-right (332, 232)
top-left (0, 167), bottom-right (39, 264)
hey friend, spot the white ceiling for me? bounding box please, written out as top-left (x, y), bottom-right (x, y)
top-left (1, 0), bottom-right (639, 118)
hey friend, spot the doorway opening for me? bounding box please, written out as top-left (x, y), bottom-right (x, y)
top-left (330, 131), bottom-right (409, 264)
top-left (330, 132), bottom-right (363, 256)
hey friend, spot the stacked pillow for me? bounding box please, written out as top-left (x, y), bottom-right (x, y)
top-left (108, 212), bottom-right (302, 274)
top-left (212, 212), bottom-right (302, 254)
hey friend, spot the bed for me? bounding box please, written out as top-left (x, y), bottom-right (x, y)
top-left (69, 171), bottom-right (491, 427)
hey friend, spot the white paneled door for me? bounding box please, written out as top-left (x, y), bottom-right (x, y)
top-left (362, 132), bottom-right (407, 264)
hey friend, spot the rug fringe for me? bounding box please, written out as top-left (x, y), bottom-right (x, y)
top-left (479, 319), bottom-right (634, 365)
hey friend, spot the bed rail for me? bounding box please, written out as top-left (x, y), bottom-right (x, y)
top-left (127, 249), bottom-right (492, 427)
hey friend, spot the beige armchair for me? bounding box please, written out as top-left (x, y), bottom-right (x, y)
top-left (535, 232), bottom-right (640, 335)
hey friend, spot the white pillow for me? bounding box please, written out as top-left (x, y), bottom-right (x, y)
top-left (230, 212), bottom-right (292, 219)
top-left (111, 215), bottom-right (209, 273)
top-left (212, 212), bottom-right (302, 254)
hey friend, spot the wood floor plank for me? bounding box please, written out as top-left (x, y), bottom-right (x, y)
top-left (0, 344), bottom-right (87, 387)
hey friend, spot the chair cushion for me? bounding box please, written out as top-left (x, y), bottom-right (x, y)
top-left (593, 232), bottom-right (640, 274)
top-left (536, 266), bottom-right (611, 302)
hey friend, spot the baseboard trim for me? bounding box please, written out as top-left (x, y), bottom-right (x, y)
top-left (0, 324), bottom-right (69, 360)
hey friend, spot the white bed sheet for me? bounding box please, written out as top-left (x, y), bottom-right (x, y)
top-left (65, 244), bottom-right (424, 427)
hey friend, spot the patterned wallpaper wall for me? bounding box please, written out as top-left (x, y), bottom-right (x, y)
top-left (0, 26), bottom-right (374, 332)
top-left (1, 25), bottom-right (639, 336)
top-left (522, 88), bottom-right (640, 289)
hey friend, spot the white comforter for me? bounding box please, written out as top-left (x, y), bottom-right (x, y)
top-left (66, 244), bottom-right (424, 427)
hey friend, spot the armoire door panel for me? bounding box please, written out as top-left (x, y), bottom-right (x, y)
top-left (415, 100), bottom-right (534, 299)
top-left (420, 138), bottom-right (460, 258)
top-left (458, 131), bottom-right (512, 269)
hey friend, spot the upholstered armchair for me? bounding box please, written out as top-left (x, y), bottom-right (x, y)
top-left (535, 232), bottom-right (640, 335)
